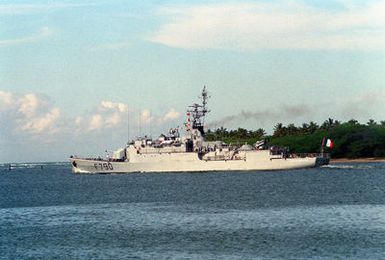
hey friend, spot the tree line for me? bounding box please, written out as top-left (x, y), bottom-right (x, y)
top-left (206, 118), bottom-right (385, 158)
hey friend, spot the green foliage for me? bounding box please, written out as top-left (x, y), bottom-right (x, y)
top-left (267, 130), bottom-right (328, 154)
top-left (328, 122), bottom-right (385, 158)
top-left (206, 127), bottom-right (266, 145)
top-left (207, 118), bottom-right (385, 158)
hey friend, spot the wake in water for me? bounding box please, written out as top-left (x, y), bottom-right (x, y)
top-left (322, 164), bottom-right (375, 170)
top-left (323, 161), bottom-right (385, 170)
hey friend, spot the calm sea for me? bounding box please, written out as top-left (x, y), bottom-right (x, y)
top-left (1, 162), bottom-right (385, 259)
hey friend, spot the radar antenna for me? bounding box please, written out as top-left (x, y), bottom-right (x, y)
top-left (187, 86), bottom-right (210, 135)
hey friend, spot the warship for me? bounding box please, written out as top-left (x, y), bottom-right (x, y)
top-left (70, 87), bottom-right (329, 173)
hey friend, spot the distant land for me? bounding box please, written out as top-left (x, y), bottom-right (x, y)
top-left (206, 118), bottom-right (385, 159)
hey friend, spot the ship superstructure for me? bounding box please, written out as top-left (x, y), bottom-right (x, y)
top-left (70, 87), bottom-right (329, 173)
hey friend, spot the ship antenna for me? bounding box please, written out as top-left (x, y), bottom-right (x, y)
top-left (187, 86), bottom-right (210, 136)
top-left (138, 110), bottom-right (142, 139)
top-left (200, 86), bottom-right (210, 127)
top-left (149, 110), bottom-right (152, 139)
top-left (127, 105), bottom-right (130, 144)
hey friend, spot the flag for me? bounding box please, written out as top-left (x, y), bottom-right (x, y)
top-left (326, 139), bottom-right (334, 149)
top-left (321, 137), bottom-right (334, 149)
top-left (321, 137), bottom-right (326, 147)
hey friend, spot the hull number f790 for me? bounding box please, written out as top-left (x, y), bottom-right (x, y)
top-left (94, 162), bottom-right (113, 170)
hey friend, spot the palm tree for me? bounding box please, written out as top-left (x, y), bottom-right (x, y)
top-left (367, 119), bottom-right (377, 126)
top-left (321, 118), bottom-right (335, 130)
top-left (347, 119), bottom-right (359, 125)
top-left (287, 123), bottom-right (298, 135)
top-left (308, 121), bottom-right (319, 133)
top-left (236, 128), bottom-right (248, 139)
top-left (273, 123), bottom-right (286, 137)
top-left (255, 128), bottom-right (266, 138)
top-left (301, 123), bottom-right (309, 134)
top-left (215, 127), bottom-right (228, 138)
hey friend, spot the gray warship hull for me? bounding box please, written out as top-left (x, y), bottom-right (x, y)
top-left (70, 150), bottom-right (328, 174)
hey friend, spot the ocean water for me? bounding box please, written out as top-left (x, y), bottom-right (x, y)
top-left (1, 163), bottom-right (385, 259)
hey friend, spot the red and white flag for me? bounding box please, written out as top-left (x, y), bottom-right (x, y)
top-left (326, 139), bottom-right (333, 149)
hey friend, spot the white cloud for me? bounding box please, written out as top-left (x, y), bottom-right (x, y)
top-left (105, 112), bottom-right (121, 127)
top-left (100, 101), bottom-right (128, 112)
top-left (0, 90), bottom-right (14, 111)
top-left (0, 27), bottom-right (53, 48)
top-left (75, 116), bottom-right (82, 125)
top-left (140, 109), bottom-right (153, 124)
top-left (18, 93), bottom-right (40, 117)
top-left (79, 104), bottom-right (180, 134)
top-left (0, 91), bottom-right (61, 135)
top-left (84, 101), bottom-right (129, 131)
top-left (20, 108), bottom-right (60, 134)
top-left (88, 114), bottom-right (103, 131)
top-left (150, 1), bottom-right (385, 50)
top-left (162, 108), bottom-right (180, 122)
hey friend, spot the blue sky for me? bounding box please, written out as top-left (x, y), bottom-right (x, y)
top-left (1, 0), bottom-right (385, 162)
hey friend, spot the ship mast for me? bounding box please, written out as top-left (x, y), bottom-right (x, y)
top-left (187, 86), bottom-right (210, 136)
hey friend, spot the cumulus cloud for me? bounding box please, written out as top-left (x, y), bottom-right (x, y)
top-left (150, 1), bottom-right (385, 50)
top-left (140, 109), bottom-right (153, 124)
top-left (100, 101), bottom-right (128, 112)
top-left (86, 112), bottom-right (123, 131)
top-left (138, 108), bottom-right (181, 126)
top-left (81, 101), bottom-right (129, 131)
top-left (105, 112), bottom-right (122, 127)
top-left (20, 108), bottom-right (60, 134)
top-left (88, 114), bottom-right (103, 131)
top-left (74, 116), bottom-right (82, 125)
top-left (161, 108), bottom-right (180, 122)
top-left (79, 105), bottom-right (181, 134)
top-left (0, 90), bottom-right (14, 111)
top-left (18, 93), bottom-right (40, 117)
top-left (0, 91), bottom-right (61, 135)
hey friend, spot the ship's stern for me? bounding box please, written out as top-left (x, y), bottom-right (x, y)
top-left (315, 153), bottom-right (330, 167)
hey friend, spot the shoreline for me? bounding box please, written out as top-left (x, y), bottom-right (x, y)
top-left (330, 158), bottom-right (385, 163)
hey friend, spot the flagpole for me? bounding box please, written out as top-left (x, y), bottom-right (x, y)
top-left (127, 105), bottom-right (130, 145)
top-left (321, 137), bottom-right (325, 155)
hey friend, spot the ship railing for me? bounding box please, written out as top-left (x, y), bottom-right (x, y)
top-left (70, 156), bottom-right (126, 162)
top-left (270, 153), bottom-right (330, 159)
top-left (201, 154), bottom-right (245, 161)
top-left (71, 156), bottom-right (105, 161)
top-left (137, 147), bottom-right (186, 154)
top-left (287, 153), bottom-right (330, 159)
